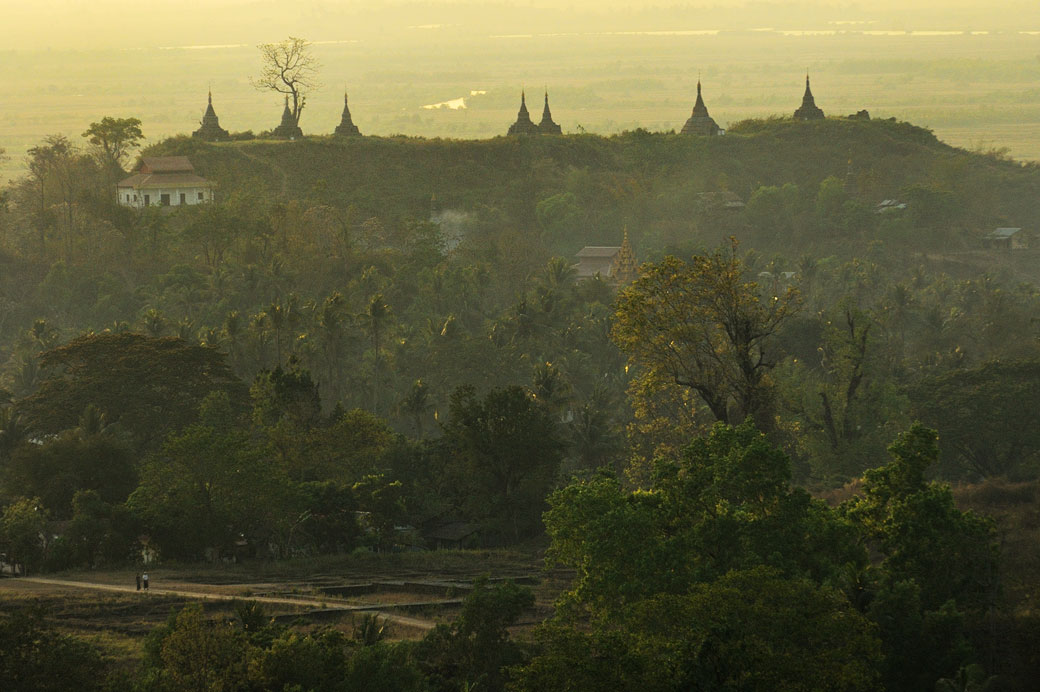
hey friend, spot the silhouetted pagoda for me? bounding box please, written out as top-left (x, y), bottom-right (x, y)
top-left (334, 92), bottom-right (362, 136)
top-left (794, 75), bottom-right (825, 120)
top-left (507, 91), bottom-right (540, 135)
top-left (681, 80), bottom-right (720, 136)
top-left (192, 91), bottom-right (230, 141)
top-left (272, 96), bottom-right (303, 139)
top-left (538, 91), bottom-right (562, 134)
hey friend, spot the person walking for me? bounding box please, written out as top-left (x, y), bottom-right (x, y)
top-left (135, 573), bottom-right (141, 591)
top-left (142, 572), bottom-right (149, 591)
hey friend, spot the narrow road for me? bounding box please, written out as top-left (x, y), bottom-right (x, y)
top-left (17, 576), bottom-right (441, 632)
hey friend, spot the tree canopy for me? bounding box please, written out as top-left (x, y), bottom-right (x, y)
top-left (16, 332), bottom-right (246, 451)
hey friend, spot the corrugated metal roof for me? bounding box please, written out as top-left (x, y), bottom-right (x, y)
top-left (576, 246), bottom-right (621, 258)
top-left (990, 227), bottom-right (1023, 238)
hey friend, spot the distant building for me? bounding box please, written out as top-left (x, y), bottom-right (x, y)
top-left (696, 191), bottom-right (745, 211)
top-left (192, 91), bottom-right (230, 142)
top-left (681, 81), bottom-right (721, 136)
top-left (794, 75), bottom-right (825, 120)
top-left (575, 229), bottom-right (638, 283)
top-left (538, 91), bottom-right (562, 134)
top-left (984, 227), bottom-right (1029, 250)
top-left (875, 199), bottom-right (908, 214)
top-left (507, 91), bottom-right (541, 135)
top-left (272, 96), bottom-right (303, 139)
top-left (116, 156), bottom-right (214, 208)
top-left (334, 92), bottom-right (362, 136)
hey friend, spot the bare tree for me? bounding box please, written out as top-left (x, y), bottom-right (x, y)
top-left (252, 37), bottom-right (321, 126)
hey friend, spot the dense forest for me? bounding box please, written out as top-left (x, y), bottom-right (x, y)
top-left (2, 117), bottom-right (1040, 689)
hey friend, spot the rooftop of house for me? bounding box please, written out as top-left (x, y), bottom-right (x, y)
top-left (139, 156), bottom-right (195, 174)
top-left (117, 156), bottom-right (212, 189)
top-left (576, 246), bottom-right (622, 258)
top-left (990, 227), bottom-right (1023, 237)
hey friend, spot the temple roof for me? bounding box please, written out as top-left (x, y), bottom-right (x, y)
top-left (507, 90), bottom-right (540, 135)
top-left (681, 80), bottom-right (720, 135)
top-left (794, 75), bottom-right (825, 120)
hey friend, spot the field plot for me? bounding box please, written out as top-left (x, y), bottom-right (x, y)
top-left (0, 549), bottom-right (555, 668)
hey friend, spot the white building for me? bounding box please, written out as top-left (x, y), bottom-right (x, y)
top-left (117, 156), bottom-right (214, 208)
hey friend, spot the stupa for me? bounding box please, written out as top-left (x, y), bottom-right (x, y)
top-left (680, 80), bottom-right (720, 136)
top-left (538, 91), bottom-right (562, 134)
top-left (192, 91), bottom-right (230, 141)
top-left (507, 91), bottom-right (540, 135)
top-left (793, 75), bottom-right (825, 120)
top-left (334, 92), bottom-right (362, 136)
top-left (612, 228), bottom-right (638, 284)
top-left (272, 96), bottom-right (304, 139)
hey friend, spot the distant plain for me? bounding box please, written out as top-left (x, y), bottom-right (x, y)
top-left (2, 28), bottom-right (1039, 182)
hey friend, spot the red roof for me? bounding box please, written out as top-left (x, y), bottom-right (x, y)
top-left (139, 156), bottom-right (195, 173)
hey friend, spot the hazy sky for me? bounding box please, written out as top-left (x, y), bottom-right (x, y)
top-left (7, 1), bottom-right (1040, 50)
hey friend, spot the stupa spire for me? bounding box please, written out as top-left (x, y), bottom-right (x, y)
top-left (681, 78), bottom-right (720, 135)
top-left (794, 73), bottom-right (825, 120)
top-left (612, 227), bottom-right (638, 284)
top-left (538, 89), bottom-right (562, 134)
top-left (335, 90), bottom-right (362, 136)
top-left (508, 89), bottom-right (539, 135)
top-left (272, 94), bottom-right (303, 139)
top-left (193, 88), bottom-right (229, 141)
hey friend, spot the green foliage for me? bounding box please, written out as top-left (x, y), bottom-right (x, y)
top-left (779, 302), bottom-right (909, 483)
top-left (910, 359), bottom-right (1040, 479)
top-left (129, 391), bottom-right (294, 560)
top-left (0, 604), bottom-right (109, 691)
top-left (256, 629), bottom-right (349, 692)
top-left (0, 496), bottom-right (49, 574)
top-left (418, 576), bottom-right (535, 692)
top-left (151, 604), bottom-right (251, 692)
top-left (867, 580), bottom-right (974, 692)
top-left (16, 333), bottom-right (246, 452)
top-left (844, 424), bottom-right (999, 612)
top-left (443, 385), bottom-right (566, 542)
top-left (82, 116), bottom-right (144, 172)
top-left (612, 242), bottom-right (797, 431)
top-left (3, 427), bottom-right (136, 519)
top-left (545, 420), bottom-right (864, 619)
top-left (63, 489), bottom-right (138, 568)
top-left (515, 567), bottom-right (880, 692)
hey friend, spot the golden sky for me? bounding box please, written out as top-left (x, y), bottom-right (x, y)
top-left (7, 1), bottom-right (1040, 50)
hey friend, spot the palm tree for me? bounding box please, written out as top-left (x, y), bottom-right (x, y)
top-left (76, 403), bottom-right (113, 438)
top-left (400, 379), bottom-right (431, 439)
top-left (222, 310), bottom-right (243, 370)
top-left (0, 407), bottom-right (30, 462)
top-left (365, 294), bottom-right (391, 413)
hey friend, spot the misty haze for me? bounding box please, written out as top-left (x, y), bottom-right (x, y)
top-left (1, 2), bottom-right (1039, 691)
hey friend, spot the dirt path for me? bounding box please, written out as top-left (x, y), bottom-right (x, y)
top-left (17, 576), bottom-right (440, 632)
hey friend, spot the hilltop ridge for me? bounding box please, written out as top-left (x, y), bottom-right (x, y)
top-left (142, 117), bottom-right (1040, 263)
